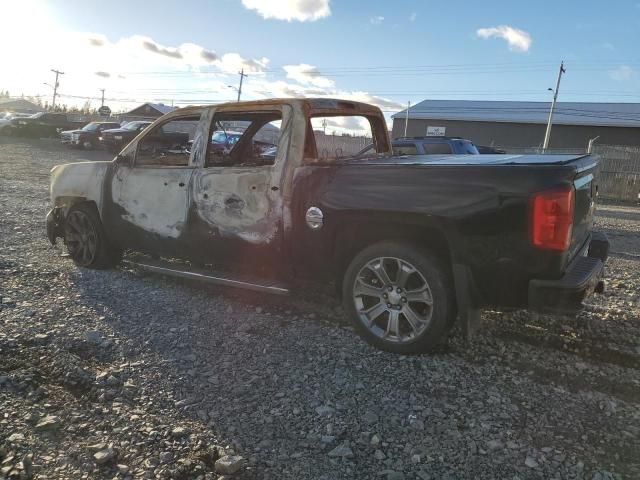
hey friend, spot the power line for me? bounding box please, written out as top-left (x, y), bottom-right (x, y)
top-left (110, 61), bottom-right (640, 78)
top-left (52, 91), bottom-right (640, 117)
top-left (19, 92), bottom-right (640, 125)
top-left (115, 60), bottom-right (640, 74)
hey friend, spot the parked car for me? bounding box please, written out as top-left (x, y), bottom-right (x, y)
top-left (210, 130), bottom-right (243, 152)
top-left (99, 121), bottom-right (153, 152)
top-left (9, 112), bottom-right (80, 138)
top-left (46, 98), bottom-right (609, 354)
top-left (477, 145), bottom-right (507, 154)
top-left (392, 136), bottom-right (480, 155)
top-left (61, 121), bottom-right (122, 149)
top-left (208, 130), bottom-right (275, 156)
top-left (0, 112), bottom-right (34, 135)
top-left (356, 136), bottom-right (480, 157)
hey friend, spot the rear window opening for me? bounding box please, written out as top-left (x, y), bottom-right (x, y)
top-left (307, 115), bottom-right (379, 161)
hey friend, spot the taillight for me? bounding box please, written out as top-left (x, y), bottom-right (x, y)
top-left (530, 187), bottom-right (574, 251)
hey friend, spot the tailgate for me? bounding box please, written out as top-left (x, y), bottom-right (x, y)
top-left (568, 155), bottom-right (598, 260)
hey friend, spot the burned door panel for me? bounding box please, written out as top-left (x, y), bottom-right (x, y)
top-left (186, 106), bottom-right (292, 273)
top-left (111, 166), bottom-right (193, 238)
top-left (191, 167), bottom-right (283, 270)
top-left (107, 165), bottom-right (195, 254)
top-left (103, 112), bottom-right (205, 254)
top-left (194, 169), bottom-right (276, 234)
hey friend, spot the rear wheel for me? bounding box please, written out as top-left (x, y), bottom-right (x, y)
top-left (342, 242), bottom-right (455, 354)
top-left (64, 204), bottom-right (122, 269)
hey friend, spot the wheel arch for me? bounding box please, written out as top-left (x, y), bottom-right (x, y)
top-left (48, 197), bottom-right (102, 242)
top-left (332, 218), bottom-right (455, 295)
top-left (53, 196), bottom-right (101, 217)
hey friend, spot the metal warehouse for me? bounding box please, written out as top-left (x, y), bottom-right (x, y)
top-left (391, 100), bottom-right (640, 150)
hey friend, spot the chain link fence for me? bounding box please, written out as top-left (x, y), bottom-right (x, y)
top-left (593, 145), bottom-right (640, 203)
top-left (501, 145), bottom-right (639, 203)
top-left (314, 133), bottom-right (371, 158)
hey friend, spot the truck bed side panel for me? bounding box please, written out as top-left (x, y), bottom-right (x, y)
top-left (291, 163), bottom-right (579, 308)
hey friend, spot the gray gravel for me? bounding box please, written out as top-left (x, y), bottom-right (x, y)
top-left (1, 137), bottom-right (639, 479)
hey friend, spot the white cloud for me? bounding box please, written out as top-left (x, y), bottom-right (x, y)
top-left (409, 12), bottom-right (417, 21)
top-left (335, 91), bottom-right (403, 112)
top-left (241, 0), bottom-right (330, 22)
top-left (476, 25), bottom-right (532, 52)
top-left (216, 53), bottom-right (269, 74)
top-left (283, 64), bottom-right (335, 88)
top-left (370, 16), bottom-right (385, 25)
top-left (609, 65), bottom-right (634, 81)
top-left (87, 35), bottom-right (268, 74)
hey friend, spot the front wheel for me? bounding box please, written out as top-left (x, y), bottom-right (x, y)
top-left (63, 203), bottom-right (122, 269)
top-left (342, 242), bottom-right (455, 354)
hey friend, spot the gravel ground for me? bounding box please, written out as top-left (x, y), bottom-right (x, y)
top-left (1, 138), bottom-right (639, 480)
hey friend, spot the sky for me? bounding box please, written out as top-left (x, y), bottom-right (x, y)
top-left (1, 0), bottom-right (639, 124)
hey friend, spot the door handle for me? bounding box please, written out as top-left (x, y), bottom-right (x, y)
top-left (178, 182), bottom-right (185, 187)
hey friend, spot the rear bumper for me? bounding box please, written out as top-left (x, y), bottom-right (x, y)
top-left (528, 232), bottom-right (609, 315)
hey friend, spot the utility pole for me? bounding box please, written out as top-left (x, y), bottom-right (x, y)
top-left (403, 101), bottom-right (411, 137)
top-left (322, 118), bottom-right (328, 134)
top-left (99, 89), bottom-right (105, 107)
top-left (543, 61), bottom-right (566, 152)
top-left (50, 68), bottom-right (64, 109)
top-left (236, 68), bottom-right (248, 102)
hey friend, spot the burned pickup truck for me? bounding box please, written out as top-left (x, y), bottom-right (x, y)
top-left (47, 98), bottom-right (609, 353)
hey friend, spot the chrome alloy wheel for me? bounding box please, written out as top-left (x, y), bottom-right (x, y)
top-left (352, 256), bottom-right (433, 343)
top-left (64, 209), bottom-right (98, 267)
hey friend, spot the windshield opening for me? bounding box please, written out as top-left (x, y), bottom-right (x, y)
top-left (82, 122), bottom-right (100, 132)
top-left (123, 122), bottom-right (146, 131)
top-left (456, 140), bottom-right (480, 155)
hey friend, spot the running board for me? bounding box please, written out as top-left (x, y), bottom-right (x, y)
top-left (123, 259), bottom-right (290, 296)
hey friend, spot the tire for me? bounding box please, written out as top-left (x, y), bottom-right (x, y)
top-left (342, 241), bottom-right (455, 354)
top-left (82, 140), bottom-right (93, 150)
top-left (63, 203), bottom-right (122, 269)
